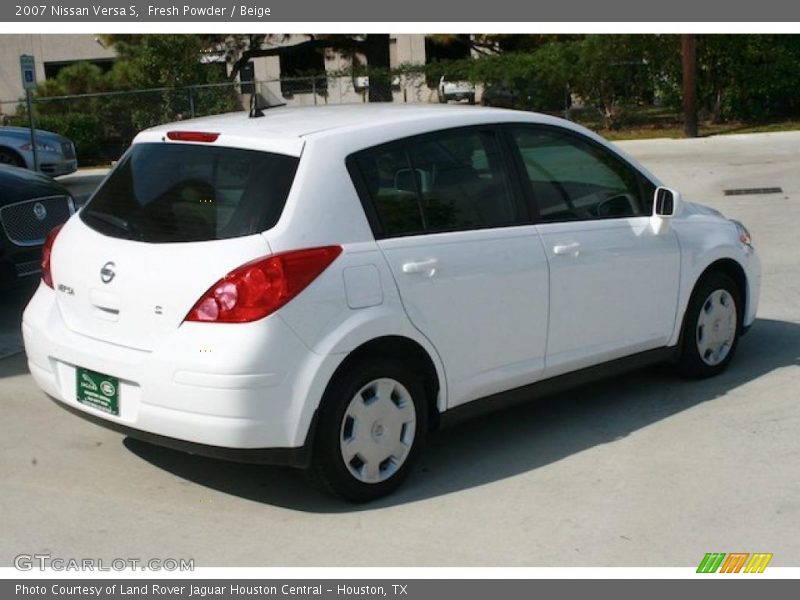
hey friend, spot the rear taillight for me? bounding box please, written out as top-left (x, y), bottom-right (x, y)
top-left (41, 224), bottom-right (63, 289)
top-left (185, 246), bottom-right (343, 323)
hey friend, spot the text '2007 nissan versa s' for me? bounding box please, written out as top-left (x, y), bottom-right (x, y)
top-left (23, 104), bottom-right (760, 501)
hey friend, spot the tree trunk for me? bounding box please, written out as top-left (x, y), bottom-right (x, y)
top-left (363, 34), bottom-right (393, 103)
top-left (681, 34), bottom-right (698, 138)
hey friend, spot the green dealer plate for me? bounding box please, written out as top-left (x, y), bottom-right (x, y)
top-left (76, 367), bottom-right (119, 416)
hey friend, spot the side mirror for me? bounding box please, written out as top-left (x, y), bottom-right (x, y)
top-left (653, 186), bottom-right (682, 217)
top-left (651, 187), bottom-right (682, 234)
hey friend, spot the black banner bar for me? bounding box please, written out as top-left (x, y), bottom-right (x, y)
top-left (3, 0), bottom-right (800, 22)
top-left (5, 579), bottom-right (800, 600)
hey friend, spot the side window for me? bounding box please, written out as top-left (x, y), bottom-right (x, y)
top-left (353, 128), bottom-right (518, 237)
top-left (406, 129), bottom-right (517, 231)
top-left (354, 145), bottom-right (425, 236)
top-left (510, 127), bottom-right (647, 222)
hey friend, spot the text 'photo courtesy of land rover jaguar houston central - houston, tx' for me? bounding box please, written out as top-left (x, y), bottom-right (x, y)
top-left (22, 104), bottom-right (760, 501)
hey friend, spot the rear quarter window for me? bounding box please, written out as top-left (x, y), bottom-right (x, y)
top-left (81, 143), bottom-right (299, 243)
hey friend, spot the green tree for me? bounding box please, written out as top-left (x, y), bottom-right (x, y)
top-left (567, 35), bottom-right (676, 129)
top-left (697, 35), bottom-right (800, 122)
top-left (26, 34), bottom-right (241, 163)
top-left (220, 34), bottom-right (394, 102)
top-left (102, 34), bottom-right (240, 129)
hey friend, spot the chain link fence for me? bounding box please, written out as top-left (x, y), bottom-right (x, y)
top-left (0, 75), bottom-right (445, 166)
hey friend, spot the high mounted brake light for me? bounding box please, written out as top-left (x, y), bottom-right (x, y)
top-left (166, 131), bottom-right (220, 143)
top-left (185, 246), bottom-right (343, 323)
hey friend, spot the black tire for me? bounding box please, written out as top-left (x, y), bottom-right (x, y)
top-left (677, 271), bottom-right (743, 378)
top-left (0, 148), bottom-right (25, 168)
top-left (308, 358), bottom-right (428, 502)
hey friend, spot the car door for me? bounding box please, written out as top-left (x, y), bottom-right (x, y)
top-left (350, 126), bottom-right (549, 408)
top-left (505, 124), bottom-right (681, 377)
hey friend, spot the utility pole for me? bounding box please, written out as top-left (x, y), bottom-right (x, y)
top-left (681, 34), bottom-right (698, 138)
top-left (25, 89), bottom-right (39, 171)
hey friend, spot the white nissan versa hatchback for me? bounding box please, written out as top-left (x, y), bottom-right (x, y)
top-left (23, 104), bottom-right (760, 501)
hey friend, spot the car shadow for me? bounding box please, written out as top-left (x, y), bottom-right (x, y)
top-left (0, 351), bottom-right (31, 378)
top-left (0, 279), bottom-right (37, 369)
top-left (124, 317), bottom-right (799, 512)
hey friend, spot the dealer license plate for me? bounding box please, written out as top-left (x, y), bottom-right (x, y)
top-left (76, 367), bottom-right (119, 416)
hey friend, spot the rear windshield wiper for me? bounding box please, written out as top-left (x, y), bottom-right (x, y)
top-left (83, 210), bottom-right (143, 241)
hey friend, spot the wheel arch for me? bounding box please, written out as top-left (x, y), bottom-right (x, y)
top-left (696, 258), bottom-right (748, 325)
top-left (675, 257), bottom-right (749, 352)
top-left (0, 145), bottom-right (27, 167)
top-left (323, 335), bottom-right (443, 430)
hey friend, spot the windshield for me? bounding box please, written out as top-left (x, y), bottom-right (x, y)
top-left (81, 143), bottom-right (299, 243)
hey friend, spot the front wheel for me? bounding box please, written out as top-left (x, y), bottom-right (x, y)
top-left (308, 358), bottom-right (428, 501)
top-left (678, 272), bottom-right (742, 378)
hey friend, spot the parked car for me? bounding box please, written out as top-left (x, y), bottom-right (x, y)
top-left (22, 105), bottom-right (760, 501)
top-left (481, 81), bottom-right (537, 110)
top-left (438, 76), bottom-right (475, 104)
top-left (0, 126), bottom-right (78, 176)
top-left (0, 164), bottom-right (75, 287)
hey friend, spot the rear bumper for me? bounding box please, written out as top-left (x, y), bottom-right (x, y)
top-left (22, 283), bottom-right (334, 459)
top-left (442, 92), bottom-right (474, 100)
top-left (49, 394), bottom-right (316, 468)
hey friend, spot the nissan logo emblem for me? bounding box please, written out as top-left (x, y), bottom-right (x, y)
top-left (33, 202), bottom-right (47, 221)
top-left (100, 261), bottom-right (116, 284)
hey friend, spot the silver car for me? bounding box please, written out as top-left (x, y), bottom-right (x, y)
top-left (0, 126), bottom-right (78, 177)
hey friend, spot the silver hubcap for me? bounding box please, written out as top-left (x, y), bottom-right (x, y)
top-left (340, 378), bottom-right (417, 484)
top-left (696, 289), bottom-right (737, 366)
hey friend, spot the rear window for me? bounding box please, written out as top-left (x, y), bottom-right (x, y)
top-left (81, 143), bottom-right (299, 243)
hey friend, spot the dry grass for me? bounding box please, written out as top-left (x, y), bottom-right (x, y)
top-left (568, 106), bottom-right (800, 140)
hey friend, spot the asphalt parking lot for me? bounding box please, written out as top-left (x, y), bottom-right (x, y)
top-left (1, 131), bottom-right (798, 567)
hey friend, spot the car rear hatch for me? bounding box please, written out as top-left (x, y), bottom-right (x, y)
top-left (49, 137), bottom-right (300, 351)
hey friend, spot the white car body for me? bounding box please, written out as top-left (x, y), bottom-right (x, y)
top-left (22, 104), bottom-right (760, 498)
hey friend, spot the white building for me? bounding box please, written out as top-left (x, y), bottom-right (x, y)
top-left (0, 34), bottom-right (475, 116)
top-left (0, 35), bottom-right (116, 115)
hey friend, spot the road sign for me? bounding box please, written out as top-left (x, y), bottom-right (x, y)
top-left (20, 55), bottom-right (36, 90)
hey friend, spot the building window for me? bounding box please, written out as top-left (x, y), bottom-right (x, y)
top-left (424, 35), bottom-right (471, 88)
top-left (43, 59), bottom-right (115, 80)
top-left (279, 47), bottom-right (327, 96)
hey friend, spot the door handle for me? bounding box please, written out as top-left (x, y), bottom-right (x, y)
top-left (402, 259), bottom-right (439, 276)
top-left (553, 242), bottom-right (581, 256)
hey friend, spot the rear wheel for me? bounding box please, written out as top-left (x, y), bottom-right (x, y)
top-left (0, 148), bottom-right (25, 168)
top-left (308, 358), bottom-right (427, 502)
top-left (678, 271), bottom-right (742, 378)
